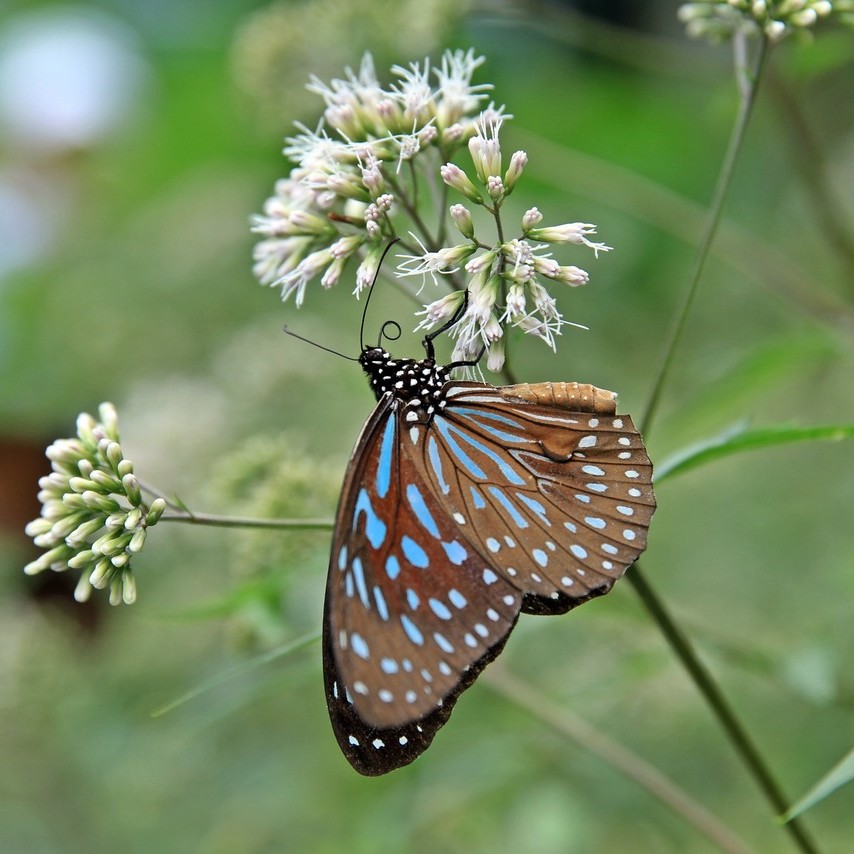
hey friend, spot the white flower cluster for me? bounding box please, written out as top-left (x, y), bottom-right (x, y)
top-left (24, 403), bottom-right (166, 605)
top-left (252, 49), bottom-right (611, 370)
top-left (406, 187), bottom-right (610, 369)
top-left (679, 0), bottom-right (853, 42)
top-left (252, 49), bottom-right (494, 305)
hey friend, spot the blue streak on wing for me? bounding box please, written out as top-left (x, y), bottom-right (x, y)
top-left (433, 416), bottom-right (486, 479)
top-left (385, 555), bottom-right (401, 580)
top-left (487, 485), bottom-right (529, 529)
top-left (373, 585), bottom-right (389, 621)
top-left (351, 632), bottom-right (370, 659)
top-left (516, 492), bottom-right (551, 526)
top-left (401, 615), bottom-right (424, 645)
top-left (406, 483), bottom-right (440, 538)
top-left (427, 435), bottom-right (450, 494)
top-left (439, 418), bottom-right (526, 485)
top-left (401, 535), bottom-right (429, 568)
top-left (429, 598), bottom-right (452, 620)
top-left (351, 557), bottom-right (370, 609)
top-left (452, 407), bottom-right (532, 443)
top-left (442, 540), bottom-right (467, 565)
top-left (448, 588), bottom-right (467, 608)
top-left (470, 485), bottom-right (486, 509)
top-left (354, 488), bottom-right (387, 548)
top-left (376, 415), bottom-right (396, 499)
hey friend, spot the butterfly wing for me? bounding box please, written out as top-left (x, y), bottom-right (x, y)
top-left (324, 379), bottom-right (655, 776)
top-left (324, 396), bottom-right (522, 776)
top-left (423, 381), bottom-right (656, 614)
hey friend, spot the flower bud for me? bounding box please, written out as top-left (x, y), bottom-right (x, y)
top-left (522, 208), bottom-right (543, 232)
top-left (122, 474), bottom-right (142, 507)
top-left (105, 441), bottom-right (124, 472)
top-left (90, 559), bottom-right (112, 588)
top-left (146, 498), bottom-right (167, 525)
top-left (486, 176), bottom-right (504, 202)
top-left (68, 549), bottom-right (96, 570)
top-left (440, 163), bottom-right (484, 204)
top-left (449, 204), bottom-right (474, 239)
top-left (128, 528), bottom-right (147, 553)
top-left (89, 470), bottom-right (122, 492)
top-left (98, 402), bottom-right (119, 441)
top-left (486, 338), bottom-right (505, 372)
top-left (503, 150), bottom-right (527, 194)
top-left (74, 574), bottom-right (93, 603)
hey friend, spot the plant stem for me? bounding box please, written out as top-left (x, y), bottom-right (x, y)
top-left (766, 67), bottom-right (854, 288)
top-left (484, 666), bottom-right (754, 854)
top-left (629, 35), bottom-right (819, 852)
top-left (627, 566), bottom-right (818, 853)
top-left (159, 511), bottom-right (333, 530)
top-left (385, 173), bottom-right (438, 248)
top-left (640, 34), bottom-right (768, 437)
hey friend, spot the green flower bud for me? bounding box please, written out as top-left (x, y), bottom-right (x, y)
top-left (146, 498), bottom-right (167, 526)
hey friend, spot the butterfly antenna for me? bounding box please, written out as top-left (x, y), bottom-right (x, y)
top-left (359, 237), bottom-right (401, 350)
top-left (423, 287), bottom-right (471, 360)
top-left (283, 326), bottom-right (359, 361)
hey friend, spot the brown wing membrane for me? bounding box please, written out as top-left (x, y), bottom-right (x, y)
top-left (323, 378), bottom-right (655, 775)
top-left (324, 397), bottom-right (521, 775)
top-left (413, 382), bottom-right (655, 614)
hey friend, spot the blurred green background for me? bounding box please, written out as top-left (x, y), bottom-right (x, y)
top-left (2, 1), bottom-right (853, 851)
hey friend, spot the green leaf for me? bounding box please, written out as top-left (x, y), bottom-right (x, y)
top-left (658, 334), bottom-right (835, 440)
top-left (781, 746), bottom-right (854, 822)
top-left (656, 422), bottom-right (854, 483)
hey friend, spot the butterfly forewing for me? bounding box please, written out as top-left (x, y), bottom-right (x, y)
top-left (324, 397), bottom-right (522, 774)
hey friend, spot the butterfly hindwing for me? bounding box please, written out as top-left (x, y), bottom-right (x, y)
top-left (415, 382), bottom-right (655, 614)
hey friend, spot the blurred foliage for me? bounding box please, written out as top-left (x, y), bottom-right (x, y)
top-left (2, 0), bottom-right (854, 851)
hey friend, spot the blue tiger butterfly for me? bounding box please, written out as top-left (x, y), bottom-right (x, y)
top-left (321, 264), bottom-right (655, 776)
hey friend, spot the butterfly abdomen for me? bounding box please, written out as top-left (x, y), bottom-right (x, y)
top-left (499, 382), bottom-right (617, 415)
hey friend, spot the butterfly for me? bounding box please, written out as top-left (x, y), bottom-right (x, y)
top-left (321, 294), bottom-right (656, 776)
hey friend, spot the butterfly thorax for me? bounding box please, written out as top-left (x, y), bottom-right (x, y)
top-left (359, 347), bottom-right (453, 415)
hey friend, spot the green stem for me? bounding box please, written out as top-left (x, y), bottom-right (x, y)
top-left (640, 34), bottom-right (767, 437)
top-left (766, 68), bottom-right (854, 288)
top-left (160, 511), bottom-right (333, 530)
top-left (484, 666), bottom-right (753, 854)
top-left (629, 34), bottom-right (819, 853)
top-left (627, 567), bottom-right (818, 853)
top-left (436, 177), bottom-right (450, 246)
top-left (385, 172), bottom-right (437, 248)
